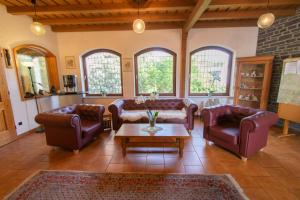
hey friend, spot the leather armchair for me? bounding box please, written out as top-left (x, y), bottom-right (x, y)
top-left (35, 104), bottom-right (105, 153)
top-left (108, 98), bottom-right (198, 132)
top-left (201, 105), bottom-right (278, 160)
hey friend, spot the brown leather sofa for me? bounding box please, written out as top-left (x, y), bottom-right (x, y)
top-left (108, 98), bottom-right (198, 132)
top-left (35, 104), bottom-right (105, 153)
top-left (201, 105), bottom-right (278, 161)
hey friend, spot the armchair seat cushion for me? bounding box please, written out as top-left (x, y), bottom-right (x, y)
top-left (81, 120), bottom-right (101, 137)
top-left (120, 109), bottom-right (187, 122)
top-left (210, 125), bottom-right (239, 145)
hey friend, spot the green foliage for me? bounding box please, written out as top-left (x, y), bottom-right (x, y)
top-left (190, 57), bottom-right (226, 94)
top-left (138, 55), bottom-right (173, 94)
top-left (87, 53), bottom-right (122, 94)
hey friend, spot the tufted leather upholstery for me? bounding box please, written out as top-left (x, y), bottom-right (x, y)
top-left (108, 98), bottom-right (198, 131)
top-left (201, 105), bottom-right (278, 159)
top-left (35, 104), bottom-right (105, 152)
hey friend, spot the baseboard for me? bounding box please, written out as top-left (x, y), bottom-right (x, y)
top-left (0, 127), bottom-right (40, 149)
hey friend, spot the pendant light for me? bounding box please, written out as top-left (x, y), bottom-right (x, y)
top-left (257, 0), bottom-right (275, 29)
top-left (133, 0), bottom-right (145, 34)
top-left (30, 0), bottom-right (46, 36)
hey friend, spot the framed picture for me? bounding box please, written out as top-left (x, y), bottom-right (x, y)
top-left (65, 56), bottom-right (76, 69)
top-left (123, 58), bottom-right (132, 72)
top-left (2, 48), bottom-right (12, 68)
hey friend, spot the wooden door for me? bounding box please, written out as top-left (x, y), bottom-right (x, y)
top-left (0, 49), bottom-right (16, 147)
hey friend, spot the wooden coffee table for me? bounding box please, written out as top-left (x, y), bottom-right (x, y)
top-left (115, 124), bottom-right (190, 157)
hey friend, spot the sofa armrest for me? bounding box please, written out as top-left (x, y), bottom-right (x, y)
top-left (201, 105), bottom-right (231, 127)
top-left (108, 99), bottom-right (125, 130)
top-left (35, 113), bottom-right (81, 128)
top-left (75, 104), bottom-right (105, 122)
top-left (183, 99), bottom-right (198, 130)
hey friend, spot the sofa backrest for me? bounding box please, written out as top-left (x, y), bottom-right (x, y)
top-left (230, 106), bottom-right (258, 119)
top-left (217, 105), bottom-right (259, 125)
top-left (123, 99), bottom-right (185, 110)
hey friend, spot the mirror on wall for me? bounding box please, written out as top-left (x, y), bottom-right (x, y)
top-left (13, 44), bottom-right (60, 100)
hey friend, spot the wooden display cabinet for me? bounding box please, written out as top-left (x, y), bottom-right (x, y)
top-left (234, 56), bottom-right (274, 110)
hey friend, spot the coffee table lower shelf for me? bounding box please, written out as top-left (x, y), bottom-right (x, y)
top-left (115, 124), bottom-right (190, 157)
top-left (120, 137), bottom-right (185, 156)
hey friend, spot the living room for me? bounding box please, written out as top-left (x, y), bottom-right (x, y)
top-left (0, 0), bottom-right (300, 199)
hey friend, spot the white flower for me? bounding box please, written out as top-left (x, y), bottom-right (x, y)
top-left (135, 95), bottom-right (146, 104)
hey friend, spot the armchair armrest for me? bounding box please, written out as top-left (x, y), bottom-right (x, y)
top-left (108, 99), bottom-right (125, 131)
top-left (201, 105), bottom-right (232, 127)
top-left (239, 111), bottom-right (278, 157)
top-left (183, 99), bottom-right (198, 130)
top-left (240, 111), bottom-right (279, 133)
top-left (35, 113), bottom-right (80, 128)
top-left (35, 113), bottom-right (83, 150)
top-left (75, 104), bottom-right (105, 122)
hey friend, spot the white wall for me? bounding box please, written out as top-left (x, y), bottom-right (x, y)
top-left (56, 29), bottom-right (182, 113)
top-left (0, 5), bottom-right (81, 135)
top-left (57, 29), bottom-right (182, 97)
top-left (57, 27), bottom-right (258, 110)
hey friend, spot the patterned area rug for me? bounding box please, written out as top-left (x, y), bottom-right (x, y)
top-left (5, 170), bottom-right (248, 200)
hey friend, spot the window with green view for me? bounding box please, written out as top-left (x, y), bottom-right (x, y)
top-left (135, 48), bottom-right (176, 96)
top-left (82, 49), bottom-right (123, 95)
top-left (189, 46), bottom-right (233, 96)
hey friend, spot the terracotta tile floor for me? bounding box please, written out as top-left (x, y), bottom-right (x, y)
top-left (0, 119), bottom-right (300, 199)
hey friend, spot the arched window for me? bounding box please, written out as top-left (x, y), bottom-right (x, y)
top-left (82, 49), bottom-right (123, 96)
top-left (189, 46), bottom-right (233, 96)
top-left (134, 47), bottom-right (176, 96)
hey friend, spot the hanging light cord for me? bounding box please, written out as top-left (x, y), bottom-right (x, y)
top-left (31, 0), bottom-right (37, 21)
top-left (138, 0), bottom-right (140, 17)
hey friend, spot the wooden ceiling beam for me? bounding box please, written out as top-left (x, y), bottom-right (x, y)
top-left (209, 0), bottom-right (300, 7)
top-left (183, 0), bottom-right (212, 33)
top-left (51, 22), bottom-right (184, 32)
top-left (36, 7), bottom-right (296, 26)
top-left (39, 13), bottom-right (189, 25)
top-left (51, 19), bottom-right (259, 32)
top-left (194, 19), bottom-right (257, 28)
top-left (6, 1), bottom-right (195, 15)
top-left (200, 8), bottom-right (296, 20)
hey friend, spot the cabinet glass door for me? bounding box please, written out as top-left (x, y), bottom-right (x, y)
top-left (237, 63), bottom-right (266, 109)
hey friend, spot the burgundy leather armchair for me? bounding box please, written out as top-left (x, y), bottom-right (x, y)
top-left (35, 104), bottom-right (105, 153)
top-left (108, 98), bottom-right (198, 132)
top-left (201, 105), bottom-right (278, 160)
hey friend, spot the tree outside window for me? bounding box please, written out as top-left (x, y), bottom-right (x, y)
top-left (135, 48), bottom-right (176, 96)
top-left (189, 46), bottom-right (233, 96)
top-left (82, 49), bottom-right (123, 96)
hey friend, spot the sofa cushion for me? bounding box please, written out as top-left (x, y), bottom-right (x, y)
top-left (210, 125), bottom-right (240, 145)
top-left (81, 120), bottom-right (101, 137)
top-left (120, 109), bottom-right (187, 122)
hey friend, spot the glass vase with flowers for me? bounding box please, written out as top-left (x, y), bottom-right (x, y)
top-left (135, 92), bottom-right (161, 132)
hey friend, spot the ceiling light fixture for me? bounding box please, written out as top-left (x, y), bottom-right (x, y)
top-left (133, 0), bottom-right (145, 34)
top-left (257, 0), bottom-right (275, 29)
top-left (30, 0), bottom-right (46, 36)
